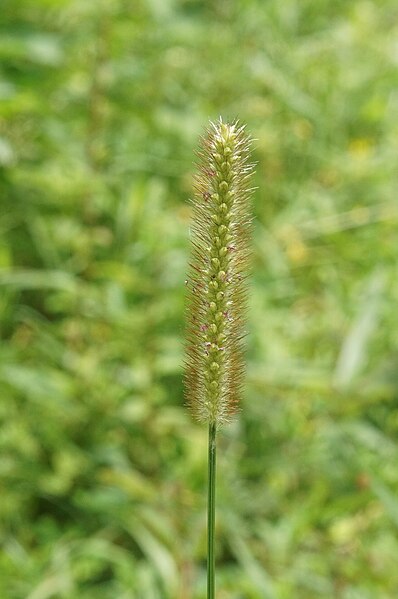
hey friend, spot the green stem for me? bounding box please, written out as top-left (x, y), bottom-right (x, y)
top-left (207, 421), bottom-right (217, 599)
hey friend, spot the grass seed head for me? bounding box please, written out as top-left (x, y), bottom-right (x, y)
top-left (185, 118), bottom-right (254, 426)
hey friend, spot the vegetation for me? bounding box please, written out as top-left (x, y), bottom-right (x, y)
top-left (1, 1), bottom-right (398, 597)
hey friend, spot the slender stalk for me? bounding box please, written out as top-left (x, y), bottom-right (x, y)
top-left (207, 421), bottom-right (217, 599)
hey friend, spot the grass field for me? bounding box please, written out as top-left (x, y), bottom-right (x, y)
top-left (1, 1), bottom-right (398, 597)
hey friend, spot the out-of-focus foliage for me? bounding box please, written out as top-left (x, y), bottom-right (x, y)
top-left (1, 0), bottom-right (398, 597)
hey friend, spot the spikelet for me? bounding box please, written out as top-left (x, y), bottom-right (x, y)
top-left (185, 118), bottom-right (254, 426)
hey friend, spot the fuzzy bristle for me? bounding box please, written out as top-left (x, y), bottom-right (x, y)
top-left (184, 118), bottom-right (254, 425)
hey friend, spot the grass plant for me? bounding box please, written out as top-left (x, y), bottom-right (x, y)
top-left (185, 119), bottom-right (254, 597)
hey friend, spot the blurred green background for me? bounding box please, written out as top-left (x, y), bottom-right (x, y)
top-left (1, 1), bottom-right (398, 597)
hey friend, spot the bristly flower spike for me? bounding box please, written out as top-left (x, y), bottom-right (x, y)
top-left (185, 118), bottom-right (254, 427)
